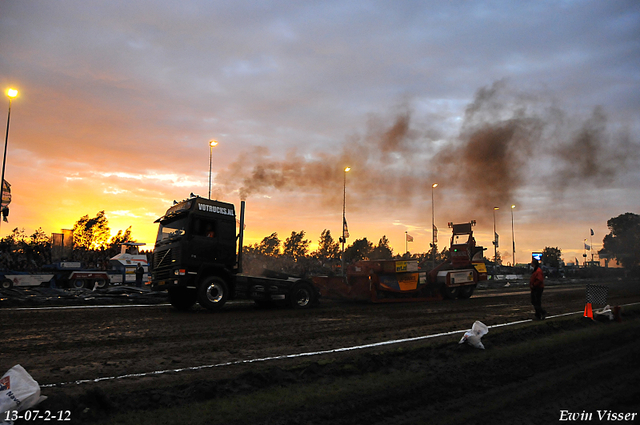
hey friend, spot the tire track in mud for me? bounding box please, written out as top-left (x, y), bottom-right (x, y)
top-left (1, 279), bottom-right (638, 395)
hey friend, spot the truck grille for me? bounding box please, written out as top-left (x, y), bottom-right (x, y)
top-left (153, 247), bottom-right (180, 281)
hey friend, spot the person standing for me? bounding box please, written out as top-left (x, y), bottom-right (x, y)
top-left (530, 258), bottom-right (546, 319)
top-left (135, 264), bottom-right (145, 288)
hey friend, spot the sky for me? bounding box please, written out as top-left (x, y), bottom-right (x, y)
top-left (0, 0), bottom-right (639, 265)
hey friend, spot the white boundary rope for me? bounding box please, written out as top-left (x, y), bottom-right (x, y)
top-left (40, 301), bottom-right (640, 388)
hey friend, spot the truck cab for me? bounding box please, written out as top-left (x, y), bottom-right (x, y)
top-left (151, 197), bottom-right (237, 303)
top-left (151, 195), bottom-right (319, 311)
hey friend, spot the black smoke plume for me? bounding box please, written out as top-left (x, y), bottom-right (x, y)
top-left (216, 81), bottom-right (637, 221)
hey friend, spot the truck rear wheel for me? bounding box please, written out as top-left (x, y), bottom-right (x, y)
top-left (1, 279), bottom-right (13, 289)
top-left (289, 282), bottom-right (316, 309)
top-left (168, 287), bottom-right (197, 310)
top-left (197, 276), bottom-right (228, 311)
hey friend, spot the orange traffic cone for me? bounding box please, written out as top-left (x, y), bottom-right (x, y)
top-left (583, 303), bottom-right (593, 319)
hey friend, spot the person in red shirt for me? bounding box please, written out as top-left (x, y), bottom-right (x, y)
top-left (530, 258), bottom-right (546, 319)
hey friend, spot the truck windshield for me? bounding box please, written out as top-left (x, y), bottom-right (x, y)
top-left (156, 217), bottom-right (188, 244)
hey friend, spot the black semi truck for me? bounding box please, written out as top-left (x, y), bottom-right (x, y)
top-left (150, 195), bottom-right (320, 311)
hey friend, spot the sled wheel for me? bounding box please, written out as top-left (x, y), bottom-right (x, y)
top-left (458, 285), bottom-right (475, 299)
top-left (168, 287), bottom-right (197, 310)
top-left (289, 282), bottom-right (316, 309)
top-left (197, 276), bottom-right (229, 311)
top-left (441, 285), bottom-right (460, 300)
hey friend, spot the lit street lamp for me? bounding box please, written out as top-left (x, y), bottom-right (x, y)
top-left (511, 205), bottom-right (516, 267)
top-left (208, 139), bottom-right (218, 199)
top-left (341, 167), bottom-right (350, 275)
top-left (431, 183), bottom-right (438, 269)
top-left (1, 88), bottom-right (18, 227)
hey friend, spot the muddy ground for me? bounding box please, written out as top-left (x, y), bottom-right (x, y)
top-left (2, 277), bottom-right (639, 424)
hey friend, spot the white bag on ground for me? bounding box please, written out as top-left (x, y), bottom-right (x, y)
top-left (0, 365), bottom-right (47, 416)
top-left (459, 321), bottom-right (489, 349)
top-left (595, 305), bottom-right (614, 321)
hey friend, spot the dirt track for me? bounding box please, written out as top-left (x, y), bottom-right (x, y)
top-left (2, 278), bottom-right (640, 423)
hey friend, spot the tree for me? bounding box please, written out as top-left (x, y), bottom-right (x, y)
top-left (370, 235), bottom-right (393, 260)
top-left (493, 251), bottom-right (502, 265)
top-left (255, 232), bottom-right (281, 257)
top-left (315, 229), bottom-right (340, 261)
top-left (344, 238), bottom-right (373, 263)
top-left (107, 226), bottom-right (135, 255)
top-left (542, 247), bottom-right (562, 269)
top-left (27, 228), bottom-right (51, 265)
top-left (0, 228), bottom-right (51, 270)
top-left (73, 211), bottom-right (110, 251)
top-left (283, 230), bottom-right (310, 260)
top-left (599, 212), bottom-right (640, 269)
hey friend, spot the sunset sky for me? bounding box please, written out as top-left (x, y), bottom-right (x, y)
top-left (1, 1), bottom-right (638, 265)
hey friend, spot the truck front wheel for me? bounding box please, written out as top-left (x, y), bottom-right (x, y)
top-left (289, 282), bottom-right (317, 309)
top-left (197, 276), bottom-right (228, 311)
top-left (168, 287), bottom-right (197, 310)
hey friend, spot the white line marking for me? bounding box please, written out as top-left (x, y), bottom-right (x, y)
top-left (8, 304), bottom-right (170, 311)
top-left (39, 301), bottom-right (640, 388)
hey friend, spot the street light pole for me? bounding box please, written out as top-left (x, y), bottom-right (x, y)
top-left (493, 206), bottom-right (499, 266)
top-left (341, 167), bottom-right (350, 275)
top-left (208, 139), bottom-right (218, 199)
top-left (431, 183), bottom-right (438, 270)
top-left (1, 88), bottom-right (18, 227)
top-left (511, 205), bottom-right (516, 267)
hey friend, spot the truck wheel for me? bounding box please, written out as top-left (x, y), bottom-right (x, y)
top-left (168, 287), bottom-right (196, 310)
top-left (458, 285), bottom-right (475, 299)
top-left (1, 279), bottom-right (12, 289)
top-left (70, 279), bottom-right (86, 289)
top-left (289, 282), bottom-right (316, 309)
top-left (197, 276), bottom-right (228, 311)
top-left (441, 285), bottom-right (460, 300)
top-left (89, 279), bottom-right (108, 289)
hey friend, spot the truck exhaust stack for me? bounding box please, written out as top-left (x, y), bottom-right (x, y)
top-left (237, 200), bottom-right (245, 274)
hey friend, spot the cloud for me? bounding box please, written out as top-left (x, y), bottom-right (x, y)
top-left (216, 80), bottom-right (639, 222)
top-left (1, 0), bottom-right (639, 258)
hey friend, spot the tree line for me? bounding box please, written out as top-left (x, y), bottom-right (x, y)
top-left (0, 210), bottom-right (637, 274)
top-left (0, 210), bottom-right (138, 271)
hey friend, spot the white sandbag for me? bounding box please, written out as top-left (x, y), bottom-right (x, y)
top-left (0, 365), bottom-right (47, 416)
top-left (595, 305), bottom-right (614, 321)
top-left (459, 321), bottom-right (489, 349)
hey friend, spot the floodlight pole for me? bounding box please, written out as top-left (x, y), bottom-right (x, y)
top-left (1, 89), bottom-right (18, 228)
